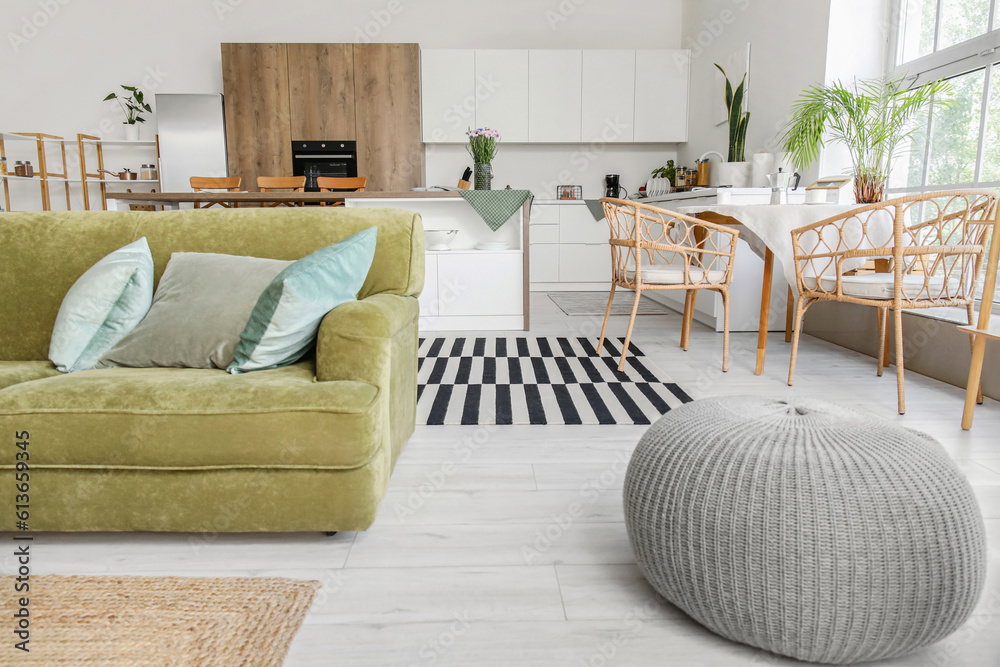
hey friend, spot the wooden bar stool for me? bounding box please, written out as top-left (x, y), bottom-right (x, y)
top-left (190, 176), bottom-right (242, 209)
top-left (257, 176), bottom-right (306, 207)
top-left (317, 176), bottom-right (367, 206)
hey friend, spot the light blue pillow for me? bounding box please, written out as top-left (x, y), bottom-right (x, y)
top-left (228, 227), bottom-right (378, 374)
top-left (49, 237), bottom-right (154, 373)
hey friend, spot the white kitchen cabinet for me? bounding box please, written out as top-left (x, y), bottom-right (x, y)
top-left (475, 50), bottom-right (529, 142)
top-left (421, 49), bottom-right (475, 143)
top-left (438, 253), bottom-right (523, 317)
top-left (559, 205), bottom-right (610, 244)
top-left (559, 244), bottom-right (612, 283)
top-left (418, 253), bottom-right (440, 319)
top-left (528, 50), bottom-right (583, 143)
top-left (582, 50), bottom-right (635, 143)
top-left (529, 244), bottom-right (559, 283)
top-left (634, 50), bottom-right (690, 143)
top-left (530, 224), bottom-right (559, 244)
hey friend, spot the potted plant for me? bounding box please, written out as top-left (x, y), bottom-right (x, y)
top-left (782, 75), bottom-right (950, 203)
top-left (715, 64), bottom-right (751, 187)
top-left (104, 85), bottom-right (153, 141)
top-left (466, 128), bottom-right (500, 190)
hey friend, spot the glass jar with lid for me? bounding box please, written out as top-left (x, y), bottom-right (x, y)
top-left (24, 161), bottom-right (34, 177)
top-left (14, 161), bottom-right (26, 177)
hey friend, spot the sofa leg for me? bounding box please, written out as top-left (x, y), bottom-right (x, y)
top-left (323, 531), bottom-right (338, 537)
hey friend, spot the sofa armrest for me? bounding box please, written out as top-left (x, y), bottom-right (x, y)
top-left (315, 293), bottom-right (420, 385)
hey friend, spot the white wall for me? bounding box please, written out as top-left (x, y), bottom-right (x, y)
top-left (675, 0), bottom-right (834, 185)
top-left (0, 0), bottom-right (684, 207)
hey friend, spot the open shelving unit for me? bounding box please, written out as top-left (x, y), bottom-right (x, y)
top-left (0, 132), bottom-right (71, 212)
top-left (0, 132), bottom-right (160, 212)
top-left (77, 134), bottom-right (160, 210)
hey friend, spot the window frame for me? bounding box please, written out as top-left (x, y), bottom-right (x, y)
top-left (886, 0), bottom-right (1000, 194)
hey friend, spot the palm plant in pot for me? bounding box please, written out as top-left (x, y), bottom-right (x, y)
top-left (782, 75), bottom-right (950, 204)
top-left (104, 85), bottom-right (153, 141)
top-left (715, 64), bottom-right (751, 187)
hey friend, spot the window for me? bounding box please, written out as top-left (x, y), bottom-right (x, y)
top-left (889, 0), bottom-right (1000, 303)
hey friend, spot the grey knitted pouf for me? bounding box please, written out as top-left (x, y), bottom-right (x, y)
top-left (624, 396), bottom-right (987, 665)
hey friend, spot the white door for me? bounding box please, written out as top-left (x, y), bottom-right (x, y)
top-left (475, 50), bottom-right (529, 143)
top-left (421, 49), bottom-right (476, 143)
top-left (528, 50), bottom-right (583, 143)
top-left (582, 51), bottom-right (635, 143)
top-left (438, 253), bottom-right (523, 317)
top-left (634, 50), bottom-right (690, 143)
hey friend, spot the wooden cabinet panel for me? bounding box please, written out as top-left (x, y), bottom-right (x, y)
top-left (475, 50), bottom-right (529, 142)
top-left (528, 50), bottom-right (582, 142)
top-left (421, 49), bottom-right (475, 143)
top-left (635, 50), bottom-right (690, 143)
top-left (582, 50), bottom-right (635, 143)
top-left (221, 43), bottom-right (292, 190)
top-left (287, 44), bottom-right (356, 141)
top-left (353, 43), bottom-right (423, 192)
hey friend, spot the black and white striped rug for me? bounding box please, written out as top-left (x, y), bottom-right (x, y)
top-left (417, 336), bottom-right (692, 426)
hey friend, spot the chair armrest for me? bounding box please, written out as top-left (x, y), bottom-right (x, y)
top-left (315, 293), bottom-right (419, 385)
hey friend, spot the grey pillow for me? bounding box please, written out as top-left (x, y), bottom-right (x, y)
top-left (98, 252), bottom-right (293, 370)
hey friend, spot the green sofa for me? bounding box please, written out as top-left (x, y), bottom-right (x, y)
top-left (0, 207), bottom-right (424, 532)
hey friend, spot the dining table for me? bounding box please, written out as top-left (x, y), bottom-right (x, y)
top-left (675, 203), bottom-right (862, 375)
top-left (105, 190), bottom-right (465, 210)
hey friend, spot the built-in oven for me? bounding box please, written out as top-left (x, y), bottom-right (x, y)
top-left (291, 140), bottom-right (358, 192)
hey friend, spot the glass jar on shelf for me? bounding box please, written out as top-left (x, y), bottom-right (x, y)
top-left (24, 161), bottom-right (34, 177)
top-left (14, 161), bottom-right (26, 177)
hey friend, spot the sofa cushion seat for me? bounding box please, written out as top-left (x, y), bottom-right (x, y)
top-left (0, 361), bottom-right (382, 470)
top-left (0, 361), bottom-right (62, 391)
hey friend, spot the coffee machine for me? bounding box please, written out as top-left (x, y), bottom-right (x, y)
top-left (605, 174), bottom-right (628, 199)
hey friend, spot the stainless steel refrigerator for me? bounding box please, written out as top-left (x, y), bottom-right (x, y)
top-left (155, 94), bottom-right (228, 196)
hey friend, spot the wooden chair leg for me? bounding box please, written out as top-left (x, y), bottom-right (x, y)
top-left (785, 286), bottom-right (794, 343)
top-left (877, 307), bottom-right (887, 377)
top-left (967, 304), bottom-right (984, 404)
top-left (894, 308), bottom-right (906, 415)
top-left (787, 298), bottom-right (808, 386)
top-left (963, 334), bottom-right (989, 430)
top-left (680, 290), bottom-right (694, 349)
top-left (597, 283), bottom-right (617, 354)
top-left (618, 289), bottom-right (643, 372)
top-left (721, 289), bottom-right (730, 372)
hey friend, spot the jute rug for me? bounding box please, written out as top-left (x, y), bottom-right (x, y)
top-left (548, 291), bottom-right (671, 316)
top-left (1, 575), bottom-right (319, 665)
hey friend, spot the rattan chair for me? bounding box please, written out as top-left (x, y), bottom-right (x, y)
top-left (256, 176), bottom-right (306, 207)
top-left (598, 198), bottom-right (740, 371)
top-left (190, 176), bottom-right (242, 208)
top-left (317, 176), bottom-right (367, 207)
top-left (788, 190), bottom-right (999, 414)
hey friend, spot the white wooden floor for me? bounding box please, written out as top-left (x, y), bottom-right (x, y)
top-left (16, 294), bottom-right (1000, 666)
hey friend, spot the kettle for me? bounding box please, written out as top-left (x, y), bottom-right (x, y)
top-left (767, 168), bottom-right (800, 205)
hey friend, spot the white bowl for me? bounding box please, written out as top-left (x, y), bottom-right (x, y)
top-left (425, 229), bottom-right (458, 251)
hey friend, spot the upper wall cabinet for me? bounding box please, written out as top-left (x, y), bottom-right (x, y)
top-left (421, 49), bottom-right (475, 143)
top-left (421, 49), bottom-right (690, 144)
top-left (475, 50), bottom-right (529, 143)
top-left (287, 43), bottom-right (356, 141)
top-left (581, 50), bottom-right (636, 143)
top-left (634, 50), bottom-right (690, 143)
top-left (528, 50), bottom-right (583, 143)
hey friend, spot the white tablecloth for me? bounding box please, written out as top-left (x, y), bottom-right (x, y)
top-left (676, 204), bottom-right (866, 287)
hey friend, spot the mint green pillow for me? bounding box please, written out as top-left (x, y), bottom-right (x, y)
top-left (228, 227), bottom-right (378, 374)
top-left (49, 237), bottom-right (154, 373)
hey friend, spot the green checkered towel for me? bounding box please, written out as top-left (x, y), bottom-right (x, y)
top-left (459, 190), bottom-right (533, 231)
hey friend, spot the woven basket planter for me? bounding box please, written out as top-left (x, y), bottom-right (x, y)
top-left (624, 396), bottom-right (987, 664)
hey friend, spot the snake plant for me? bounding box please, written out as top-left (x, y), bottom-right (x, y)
top-left (716, 64), bottom-right (750, 163)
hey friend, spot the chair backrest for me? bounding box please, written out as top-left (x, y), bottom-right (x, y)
top-left (257, 176), bottom-right (306, 192)
top-left (600, 198), bottom-right (739, 287)
top-left (316, 176), bottom-right (367, 192)
top-left (190, 176), bottom-right (241, 192)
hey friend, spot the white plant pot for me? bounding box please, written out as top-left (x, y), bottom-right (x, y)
top-left (124, 124), bottom-right (140, 141)
top-left (716, 161), bottom-right (752, 188)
